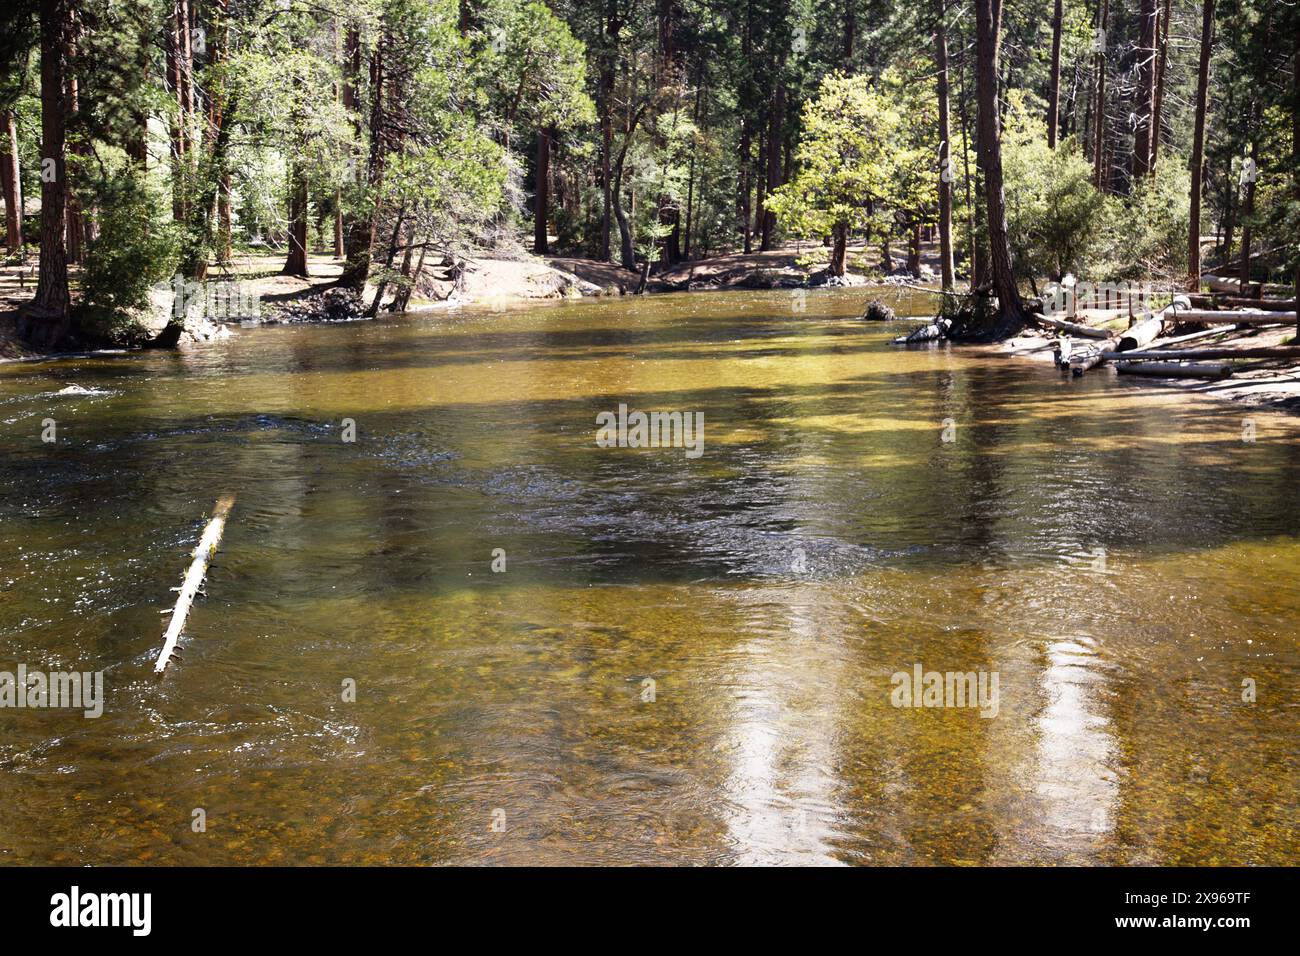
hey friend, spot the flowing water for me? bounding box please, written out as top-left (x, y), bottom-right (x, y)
top-left (0, 289), bottom-right (1297, 865)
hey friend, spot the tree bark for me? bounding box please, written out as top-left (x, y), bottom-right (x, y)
top-left (534, 127), bottom-right (550, 254)
top-left (843, 0), bottom-right (856, 69)
top-left (167, 0), bottom-right (195, 222)
top-left (1093, 0), bottom-right (1109, 190)
top-left (830, 221), bottom-right (848, 277)
top-left (1047, 0), bottom-right (1062, 148)
top-left (1294, 28), bottom-right (1299, 328)
top-left (1150, 0), bottom-right (1172, 168)
top-left (64, 20), bottom-right (85, 266)
top-left (218, 175), bottom-right (232, 262)
top-left (683, 68), bottom-right (704, 260)
top-left (934, 5), bottom-right (955, 290)
top-left (1187, 0), bottom-right (1214, 290)
top-left (739, 118), bottom-right (752, 253)
top-left (1237, 136), bottom-right (1257, 284)
top-left (760, 84), bottom-right (784, 251)
top-left (1, 109), bottom-right (22, 252)
top-left (341, 37), bottom-right (384, 291)
top-left (973, 0), bottom-right (1025, 332)
top-left (282, 165), bottom-right (309, 276)
top-left (598, 2), bottom-right (618, 262)
top-left (23, 0), bottom-right (72, 347)
top-left (1132, 0), bottom-right (1158, 179)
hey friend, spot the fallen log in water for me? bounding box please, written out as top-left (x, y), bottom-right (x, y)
top-left (891, 318), bottom-right (950, 344)
top-left (1054, 336), bottom-right (1072, 369)
top-left (1116, 361), bottom-right (1233, 379)
top-left (1069, 337), bottom-right (1119, 376)
top-left (1117, 315), bottom-right (1165, 351)
top-left (155, 495), bottom-right (235, 675)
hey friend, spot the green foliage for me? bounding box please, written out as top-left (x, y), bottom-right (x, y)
top-left (1001, 94), bottom-right (1110, 282)
top-left (766, 73), bottom-right (906, 241)
top-left (1104, 159), bottom-right (1192, 282)
top-left (77, 151), bottom-right (180, 321)
top-left (476, 0), bottom-right (595, 136)
top-left (385, 125), bottom-right (507, 248)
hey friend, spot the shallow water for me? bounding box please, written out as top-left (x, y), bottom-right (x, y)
top-left (0, 289), bottom-right (1296, 865)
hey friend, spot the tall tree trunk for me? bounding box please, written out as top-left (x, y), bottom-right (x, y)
top-left (843, 0), bottom-right (856, 69)
top-left (598, 2), bottom-right (619, 262)
top-left (955, 17), bottom-right (981, 288)
top-left (830, 221), bottom-right (848, 277)
top-left (1150, 0), bottom-right (1172, 168)
top-left (1, 109), bottom-right (23, 252)
top-left (392, 220), bottom-right (416, 311)
top-left (167, 0), bottom-right (195, 222)
top-left (599, 75), bottom-right (613, 260)
top-left (907, 223), bottom-right (922, 276)
top-left (1187, 0), bottom-right (1214, 290)
top-left (739, 118), bottom-right (752, 253)
top-left (218, 175), bottom-right (232, 262)
top-left (683, 69), bottom-right (704, 260)
top-left (1293, 29), bottom-right (1299, 328)
top-left (1093, 0), bottom-right (1109, 190)
top-left (64, 21), bottom-right (84, 266)
top-left (341, 36), bottom-right (384, 291)
top-left (282, 165), bottom-right (309, 277)
top-left (1132, 0), bottom-right (1158, 179)
top-left (1047, 0), bottom-right (1062, 148)
top-left (333, 188), bottom-right (344, 258)
top-left (934, 5), bottom-right (955, 291)
top-left (1237, 136), bottom-right (1257, 285)
top-left (366, 203), bottom-right (405, 316)
top-left (761, 84), bottom-right (784, 251)
top-left (23, 0), bottom-right (72, 347)
top-left (974, 0), bottom-right (1025, 332)
top-left (534, 127), bottom-right (550, 254)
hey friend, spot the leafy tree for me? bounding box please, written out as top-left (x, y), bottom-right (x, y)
top-left (765, 72), bottom-right (905, 277)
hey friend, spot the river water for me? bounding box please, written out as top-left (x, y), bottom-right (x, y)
top-left (0, 289), bottom-right (1296, 865)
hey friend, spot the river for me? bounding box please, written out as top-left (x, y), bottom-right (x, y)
top-left (1, 289), bottom-right (1296, 864)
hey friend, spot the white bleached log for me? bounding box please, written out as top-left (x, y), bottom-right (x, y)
top-left (154, 495), bottom-right (235, 674)
top-left (1117, 316), bottom-right (1165, 351)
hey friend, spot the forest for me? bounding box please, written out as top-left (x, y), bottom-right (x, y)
top-left (0, 0), bottom-right (1297, 347)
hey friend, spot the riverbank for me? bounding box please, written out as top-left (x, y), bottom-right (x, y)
top-left (1000, 316), bottom-right (1300, 412)
top-left (1, 240), bottom-right (928, 360)
top-left (8, 248), bottom-right (1300, 418)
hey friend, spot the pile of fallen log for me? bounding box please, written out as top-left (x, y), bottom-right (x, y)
top-left (1043, 294), bottom-right (1299, 380)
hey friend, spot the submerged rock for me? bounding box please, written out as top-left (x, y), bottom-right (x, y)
top-left (863, 299), bottom-right (896, 322)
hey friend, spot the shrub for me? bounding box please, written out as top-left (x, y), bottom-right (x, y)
top-left (78, 153), bottom-right (180, 322)
top-left (1099, 159), bottom-right (1191, 283)
top-left (1001, 96), bottom-right (1110, 285)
